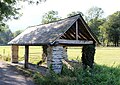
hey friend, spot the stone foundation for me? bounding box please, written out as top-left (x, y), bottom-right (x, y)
top-left (11, 45), bottom-right (18, 63)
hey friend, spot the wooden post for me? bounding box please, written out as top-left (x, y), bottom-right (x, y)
top-left (24, 45), bottom-right (29, 68)
top-left (11, 45), bottom-right (18, 63)
top-left (76, 21), bottom-right (78, 40)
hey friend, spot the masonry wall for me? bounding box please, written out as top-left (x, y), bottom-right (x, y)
top-left (47, 46), bottom-right (63, 73)
top-left (11, 45), bottom-right (18, 63)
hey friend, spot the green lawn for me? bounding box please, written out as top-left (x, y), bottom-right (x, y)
top-left (0, 46), bottom-right (120, 66)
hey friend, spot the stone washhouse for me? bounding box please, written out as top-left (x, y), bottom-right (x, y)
top-left (8, 14), bottom-right (99, 73)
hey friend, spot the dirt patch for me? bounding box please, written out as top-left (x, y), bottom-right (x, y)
top-left (0, 60), bottom-right (35, 85)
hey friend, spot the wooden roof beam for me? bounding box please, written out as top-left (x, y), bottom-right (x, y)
top-left (56, 39), bottom-right (93, 45)
top-left (64, 33), bottom-right (74, 40)
top-left (78, 33), bottom-right (87, 40)
top-left (60, 35), bottom-right (68, 39)
top-left (78, 28), bottom-right (91, 40)
top-left (76, 21), bottom-right (78, 40)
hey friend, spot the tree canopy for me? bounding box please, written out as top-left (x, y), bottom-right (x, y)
top-left (0, 0), bottom-right (20, 28)
top-left (0, 25), bottom-right (13, 45)
top-left (86, 7), bottom-right (104, 39)
top-left (41, 10), bottom-right (61, 24)
top-left (0, 0), bottom-right (46, 31)
top-left (67, 11), bottom-right (84, 17)
top-left (105, 11), bottom-right (120, 46)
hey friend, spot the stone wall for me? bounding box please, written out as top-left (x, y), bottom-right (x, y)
top-left (47, 46), bottom-right (63, 73)
top-left (11, 45), bottom-right (18, 63)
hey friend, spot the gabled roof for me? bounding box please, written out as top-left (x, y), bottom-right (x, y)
top-left (8, 14), bottom-right (99, 45)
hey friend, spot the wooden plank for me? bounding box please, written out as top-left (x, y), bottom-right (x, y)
top-left (56, 39), bottom-right (93, 45)
top-left (78, 33), bottom-right (87, 40)
top-left (76, 21), bottom-right (78, 40)
top-left (60, 35), bottom-right (67, 39)
top-left (24, 45), bottom-right (29, 68)
top-left (64, 33), bottom-right (73, 39)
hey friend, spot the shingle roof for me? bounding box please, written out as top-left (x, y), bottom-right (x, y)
top-left (8, 15), bottom-right (99, 45)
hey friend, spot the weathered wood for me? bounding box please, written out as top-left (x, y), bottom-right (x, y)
top-left (76, 21), bottom-right (78, 40)
top-left (79, 32), bottom-right (87, 40)
top-left (64, 33), bottom-right (73, 40)
top-left (56, 39), bottom-right (93, 45)
top-left (11, 45), bottom-right (19, 63)
top-left (24, 45), bottom-right (29, 68)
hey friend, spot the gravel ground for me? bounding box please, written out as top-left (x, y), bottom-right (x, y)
top-left (0, 60), bottom-right (35, 85)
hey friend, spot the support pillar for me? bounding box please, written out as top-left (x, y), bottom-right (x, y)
top-left (11, 45), bottom-right (18, 63)
top-left (47, 46), bottom-right (63, 73)
top-left (24, 45), bottom-right (29, 68)
top-left (63, 46), bottom-right (68, 60)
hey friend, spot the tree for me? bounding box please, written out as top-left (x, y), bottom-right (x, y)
top-left (41, 10), bottom-right (61, 24)
top-left (98, 22), bottom-right (108, 46)
top-left (67, 11), bottom-right (84, 17)
top-left (0, 25), bottom-right (13, 45)
top-left (86, 7), bottom-right (104, 38)
top-left (0, 0), bottom-right (20, 29)
top-left (106, 11), bottom-right (120, 47)
top-left (13, 30), bottom-right (23, 37)
top-left (86, 6), bottom-right (104, 21)
top-left (0, 0), bottom-right (46, 31)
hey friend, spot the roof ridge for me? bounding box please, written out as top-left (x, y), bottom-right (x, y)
top-left (27, 14), bottom-right (80, 28)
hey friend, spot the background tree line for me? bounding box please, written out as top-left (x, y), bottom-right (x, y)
top-left (41, 7), bottom-right (120, 47)
top-left (0, 26), bottom-right (22, 45)
top-left (0, 0), bottom-right (119, 46)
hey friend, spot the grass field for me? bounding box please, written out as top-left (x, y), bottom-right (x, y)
top-left (0, 46), bottom-right (120, 66)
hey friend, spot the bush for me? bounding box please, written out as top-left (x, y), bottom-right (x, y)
top-left (33, 63), bottom-right (120, 85)
top-left (0, 55), bottom-right (11, 61)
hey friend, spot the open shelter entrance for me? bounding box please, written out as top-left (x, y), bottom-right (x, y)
top-left (8, 14), bottom-right (99, 73)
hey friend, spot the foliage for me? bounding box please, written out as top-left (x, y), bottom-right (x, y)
top-left (85, 7), bottom-right (120, 46)
top-left (0, 55), bottom-right (11, 61)
top-left (0, 0), bottom-right (46, 31)
top-left (67, 11), bottom-right (84, 17)
top-left (88, 18), bottom-right (106, 38)
top-left (98, 22), bottom-right (108, 46)
top-left (82, 45), bottom-right (95, 69)
top-left (0, 25), bottom-right (13, 45)
top-left (86, 7), bottom-right (105, 38)
top-left (0, 0), bottom-right (20, 29)
top-left (13, 30), bottom-right (23, 37)
top-left (86, 6), bottom-right (104, 21)
top-left (105, 11), bottom-right (120, 46)
top-left (33, 63), bottom-right (120, 85)
top-left (41, 10), bottom-right (61, 24)
top-left (0, 28), bottom-right (22, 45)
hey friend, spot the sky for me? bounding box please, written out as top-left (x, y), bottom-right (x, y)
top-left (7, 0), bottom-right (120, 32)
